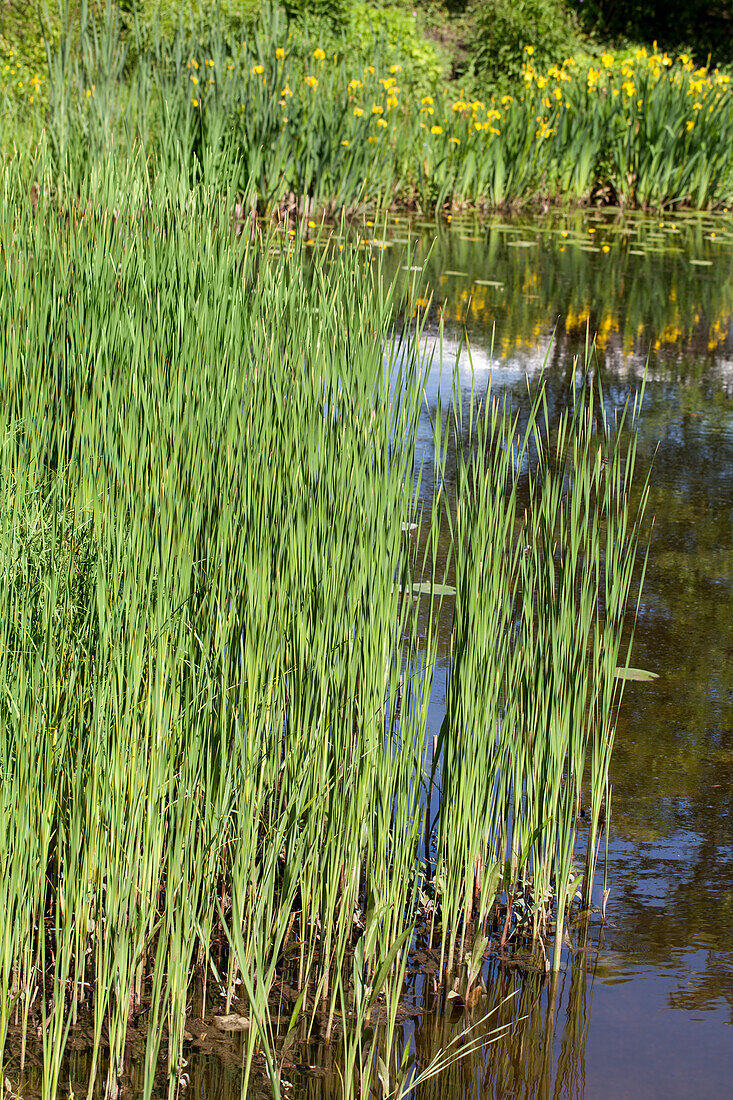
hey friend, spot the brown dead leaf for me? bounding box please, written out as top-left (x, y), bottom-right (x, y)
top-left (213, 1014), bottom-right (252, 1033)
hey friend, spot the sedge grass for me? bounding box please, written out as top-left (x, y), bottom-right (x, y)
top-left (0, 156), bottom-right (650, 1099)
top-left (429, 361), bottom-right (651, 978)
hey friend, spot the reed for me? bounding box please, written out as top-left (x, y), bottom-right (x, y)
top-left (429, 363), bottom-right (650, 979)
top-left (0, 154), bottom-right (650, 1099)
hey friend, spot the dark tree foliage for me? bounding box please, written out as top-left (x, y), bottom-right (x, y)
top-left (572, 0), bottom-right (733, 64)
top-left (281, 0), bottom-right (350, 25)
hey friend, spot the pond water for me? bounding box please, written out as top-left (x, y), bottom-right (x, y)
top-left (370, 209), bottom-right (733, 1099)
top-left (258, 210), bottom-right (732, 1099)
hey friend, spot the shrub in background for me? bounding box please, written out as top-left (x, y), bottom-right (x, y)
top-left (283, 3), bottom-right (447, 89)
top-left (0, 0), bottom-right (54, 74)
top-left (117, 0), bottom-right (259, 50)
top-left (281, 0), bottom-right (350, 23)
top-left (346, 3), bottom-right (447, 85)
top-left (571, 0), bottom-right (733, 68)
top-left (472, 0), bottom-right (581, 91)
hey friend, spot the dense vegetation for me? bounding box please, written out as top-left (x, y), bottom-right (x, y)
top-left (2, 1), bottom-right (732, 211)
top-left (0, 3), bottom-right (675, 1097)
top-left (0, 156), bottom-right (651, 1097)
top-left (573, 0), bottom-right (733, 68)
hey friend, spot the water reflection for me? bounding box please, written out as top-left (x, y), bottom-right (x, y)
top-left (291, 949), bottom-right (600, 1100)
top-left (385, 209), bottom-right (733, 376)
top-left (380, 210), bottom-right (733, 1097)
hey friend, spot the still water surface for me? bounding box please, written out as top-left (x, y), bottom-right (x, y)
top-left (367, 210), bottom-right (733, 1098)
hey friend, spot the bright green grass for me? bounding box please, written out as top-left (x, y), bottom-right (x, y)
top-left (0, 157), bottom-right (649, 1099)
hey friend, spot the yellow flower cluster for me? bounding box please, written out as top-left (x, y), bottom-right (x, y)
top-left (225, 41), bottom-right (731, 152)
top-left (0, 40), bottom-right (44, 106)
top-left (10, 30), bottom-right (729, 176)
top-left (518, 44), bottom-right (731, 140)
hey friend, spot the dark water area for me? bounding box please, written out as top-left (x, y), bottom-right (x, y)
top-left (370, 209), bottom-right (733, 1098)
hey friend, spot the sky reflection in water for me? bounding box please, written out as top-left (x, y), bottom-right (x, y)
top-left (375, 209), bottom-right (733, 1098)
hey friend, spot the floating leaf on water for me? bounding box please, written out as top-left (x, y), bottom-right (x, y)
top-left (213, 1014), bottom-right (252, 1032)
top-left (410, 582), bottom-right (456, 597)
top-left (473, 279), bottom-right (504, 287)
top-left (507, 240), bottom-right (535, 248)
top-left (395, 581), bottom-right (456, 597)
top-left (614, 667), bottom-right (659, 682)
top-left (581, 246), bottom-right (601, 253)
top-left (443, 270), bottom-right (469, 277)
top-left (628, 249), bottom-right (646, 256)
top-left (690, 259), bottom-right (712, 266)
top-left (458, 236), bottom-right (482, 242)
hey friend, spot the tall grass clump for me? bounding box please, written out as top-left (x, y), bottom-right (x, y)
top-left (0, 159), bottom-right (440, 1099)
top-left (429, 370), bottom-right (650, 977)
top-left (0, 153), bottom-right (651, 1099)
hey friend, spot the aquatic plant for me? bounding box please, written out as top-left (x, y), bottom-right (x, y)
top-left (2, 6), bottom-right (732, 209)
top-left (0, 155), bottom-right (649, 1099)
